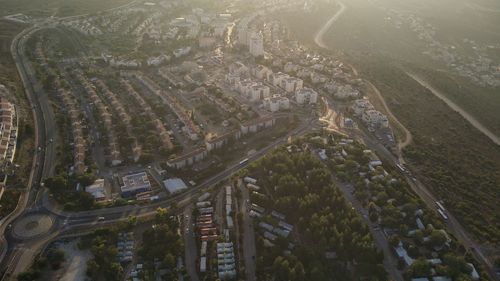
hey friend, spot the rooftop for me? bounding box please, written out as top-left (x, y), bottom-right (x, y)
top-left (163, 178), bottom-right (188, 193)
top-left (121, 172), bottom-right (151, 193)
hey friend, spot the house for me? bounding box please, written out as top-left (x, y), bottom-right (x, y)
top-left (85, 179), bottom-right (106, 201)
top-left (121, 172), bottom-right (152, 197)
top-left (394, 243), bottom-right (414, 266)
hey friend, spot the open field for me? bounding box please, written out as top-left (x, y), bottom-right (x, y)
top-left (0, 0), bottom-right (133, 17)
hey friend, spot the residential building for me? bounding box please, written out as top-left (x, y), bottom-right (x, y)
top-left (352, 99), bottom-right (374, 116)
top-left (166, 148), bottom-right (208, 169)
top-left (295, 88), bottom-right (318, 104)
top-left (249, 32), bottom-right (264, 57)
top-left (362, 110), bottom-right (389, 128)
top-left (251, 65), bottom-right (272, 80)
top-left (240, 116), bottom-right (275, 135)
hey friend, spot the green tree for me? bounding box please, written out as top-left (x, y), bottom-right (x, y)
top-left (429, 230), bottom-right (448, 248)
top-left (408, 258), bottom-right (431, 277)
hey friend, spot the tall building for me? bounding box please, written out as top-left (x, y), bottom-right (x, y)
top-left (249, 32), bottom-right (264, 57)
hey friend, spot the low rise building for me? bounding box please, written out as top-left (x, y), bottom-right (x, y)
top-left (163, 178), bottom-right (188, 193)
top-left (85, 179), bottom-right (106, 201)
top-left (120, 172), bottom-right (152, 197)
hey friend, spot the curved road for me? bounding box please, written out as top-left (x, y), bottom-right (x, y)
top-left (314, 0), bottom-right (346, 48)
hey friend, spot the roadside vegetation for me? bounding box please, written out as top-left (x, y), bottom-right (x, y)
top-left (351, 56), bottom-right (500, 246)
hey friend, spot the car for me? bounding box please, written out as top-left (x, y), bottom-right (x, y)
top-left (97, 216), bottom-right (105, 221)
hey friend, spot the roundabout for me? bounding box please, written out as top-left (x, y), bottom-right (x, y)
top-left (11, 213), bottom-right (55, 240)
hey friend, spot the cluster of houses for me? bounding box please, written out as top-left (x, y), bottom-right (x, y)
top-left (121, 79), bottom-right (174, 151)
top-left (117, 232), bottom-right (135, 263)
top-left (195, 194), bottom-right (225, 276)
top-left (94, 79), bottom-right (141, 162)
top-left (34, 44), bottom-right (88, 175)
top-left (0, 87), bottom-right (18, 167)
top-left (385, 9), bottom-right (500, 88)
top-left (314, 133), bottom-right (481, 281)
top-left (135, 73), bottom-right (200, 141)
top-left (76, 72), bottom-right (122, 166)
top-left (244, 177), bottom-right (295, 247)
top-left (216, 242), bottom-right (237, 280)
top-left (0, 86), bottom-right (18, 199)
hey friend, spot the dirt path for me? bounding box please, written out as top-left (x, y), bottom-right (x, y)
top-left (314, 1), bottom-right (347, 48)
top-left (406, 71), bottom-right (500, 146)
top-left (365, 80), bottom-right (413, 152)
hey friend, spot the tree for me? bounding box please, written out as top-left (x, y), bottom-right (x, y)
top-left (77, 191), bottom-right (95, 209)
top-left (127, 215), bottom-right (137, 228)
top-left (389, 234), bottom-right (400, 248)
top-left (47, 248), bottom-right (65, 269)
top-left (164, 253), bottom-right (176, 269)
top-left (17, 270), bottom-right (40, 281)
top-left (155, 207), bottom-right (167, 223)
top-left (429, 230), bottom-right (448, 249)
top-left (407, 258), bottom-right (431, 277)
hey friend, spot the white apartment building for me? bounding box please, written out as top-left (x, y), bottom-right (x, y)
top-left (263, 95), bottom-right (290, 112)
top-left (352, 99), bottom-right (374, 116)
top-left (295, 88), bottom-right (318, 105)
top-left (248, 84), bottom-right (270, 102)
top-left (282, 77), bottom-right (303, 93)
top-left (362, 110), bottom-right (389, 128)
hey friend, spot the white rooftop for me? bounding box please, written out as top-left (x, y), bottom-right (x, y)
top-left (163, 178), bottom-right (188, 193)
top-left (85, 179), bottom-right (106, 200)
top-left (121, 172), bottom-right (151, 193)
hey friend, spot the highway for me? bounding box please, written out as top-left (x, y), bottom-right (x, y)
top-left (0, 22), bottom-right (55, 278)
